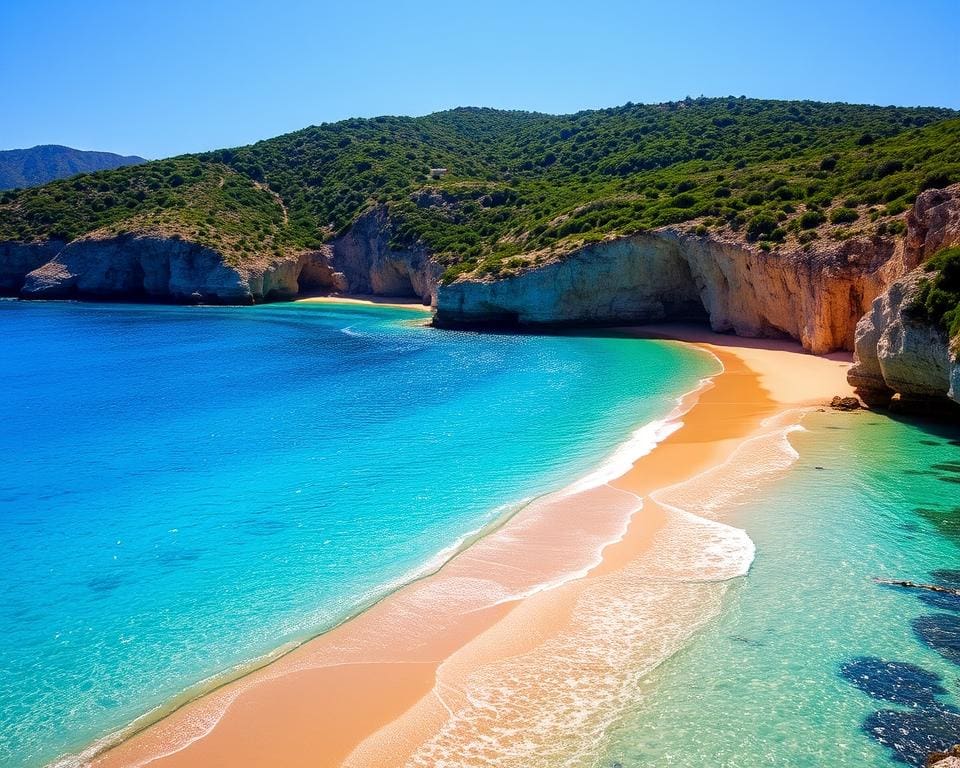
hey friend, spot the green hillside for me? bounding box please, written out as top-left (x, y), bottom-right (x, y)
top-left (1, 97), bottom-right (958, 278)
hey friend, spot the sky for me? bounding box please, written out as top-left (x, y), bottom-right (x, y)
top-left (2, 0), bottom-right (958, 159)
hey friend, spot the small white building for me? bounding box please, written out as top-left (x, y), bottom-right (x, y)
top-left (429, 168), bottom-right (449, 179)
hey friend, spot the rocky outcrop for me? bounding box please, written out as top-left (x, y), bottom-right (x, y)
top-left (438, 185), bottom-right (960, 356)
top-left (325, 208), bottom-right (441, 304)
top-left (848, 186), bottom-right (960, 410)
top-left (5, 208), bottom-right (440, 304)
top-left (0, 240), bottom-right (65, 294)
top-left (21, 235), bottom-right (286, 303)
top-left (434, 235), bottom-right (706, 329)
top-left (437, 231), bottom-right (895, 354)
top-left (847, 270), bottom-right (959, 410)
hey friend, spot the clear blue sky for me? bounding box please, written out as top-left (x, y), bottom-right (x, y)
top-left (2, 0), bottom-right (958, 159)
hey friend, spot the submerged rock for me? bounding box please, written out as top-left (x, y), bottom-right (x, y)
top-left (865, 707), bottom-right (960, 766)
top-left (913, 614), bottom-right (960, 665)
top-left (840, 657), bottom-right (949, 706)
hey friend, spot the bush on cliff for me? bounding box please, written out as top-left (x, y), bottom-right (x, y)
top-left (911, 247), bottom-right (960, 342)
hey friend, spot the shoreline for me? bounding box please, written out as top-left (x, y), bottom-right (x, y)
top-left (81, 325), bottom-right (853, 768)
top-left (293, 294), bottom-right (433, 311)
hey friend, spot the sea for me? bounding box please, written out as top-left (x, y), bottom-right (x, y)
top-left (0, 299), bottom-right (713, 767)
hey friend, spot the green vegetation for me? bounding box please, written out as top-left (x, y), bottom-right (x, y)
top-left (1, 97), bottom-right (958, 279)
top-left (911, 247), bottom-right (960, 346)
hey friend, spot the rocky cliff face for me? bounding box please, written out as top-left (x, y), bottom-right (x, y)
top-left (434, 235), bottom-right (707, 329)
top-left (324, 208), bottom-right (441, 304)
top-left (2, 209), bottom-right (439, 304)
top-left (848, 186), bottom-right (960, 410)
top-left (437, 229), bottom-right (900, 354)
top-left (0, 240), bottom-right (66, 294)
top-left (437, 185), bottom-right (960, 356)
top-left (847, 270), bottom-right (957, 407)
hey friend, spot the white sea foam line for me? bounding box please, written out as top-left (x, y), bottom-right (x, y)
top-left (393, 419), bottom-right (818, 765)
top-left (563, 376), bottom-right (715, 495)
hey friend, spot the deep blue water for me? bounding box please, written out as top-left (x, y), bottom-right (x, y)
top-left (0, 300), bottom-right (714, 768)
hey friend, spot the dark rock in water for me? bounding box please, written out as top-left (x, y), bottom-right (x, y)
top-left (831, 395), bottom-right (862, 411)
top-left (933, 462), bottom-right (960, 474)
top-left (922, 439), bottom-right (947, 446)
top-left (917, 508), bottom-right (960, 545)
top-left (919, 591), bottom-right (960, 613)
top-left (840, 657), bottom-right (949, 706)
top-left (933, 571), bottom-right (960, 589)
top-left (815, 465), bottom-right (826, 470)
top-left (914, 614), bottom-right (960, 665)
top-left (864, 707), bottom-right (960, 766)
top-left (940, 476), bottom-right (960, 485)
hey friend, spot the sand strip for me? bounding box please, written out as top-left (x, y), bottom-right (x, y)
top-left (86, 325), bottom-right (853, 768)
top-left (294, 294), bottom-right (433, 311)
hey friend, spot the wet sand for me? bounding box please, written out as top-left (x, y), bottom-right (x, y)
top-left (294, 294), bottom-right (433, 311)
top-left (88, 325), bottom-right (854, 768)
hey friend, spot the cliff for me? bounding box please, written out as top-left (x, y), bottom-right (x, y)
top-left (436, 227), bottom-right (901, 355)
top-left (847, 271), bottom-right (959, 409)
top-left (3, 210), bottom-right (439, 305)
top-left (848, 186), bottom-right (960, 411)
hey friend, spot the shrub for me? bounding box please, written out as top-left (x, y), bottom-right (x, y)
top-left (819, 155), bottom-right (838, 171)
top-left (909, 247), bottom-right (960, 340)
top-left (714, 186), bottom-right (731, 198)
top-left (830, 207), bottom-right (859, 224)
top-left (920, 170), bottom-right (954, 191)
top-left (746, 213), bottom-right (777, 241)
top-left (800, 210), bottom-right (825, 229)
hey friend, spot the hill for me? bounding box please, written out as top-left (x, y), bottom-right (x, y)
top-left (0, 145), bottom-right (146, 190)
top-left (0, 98), bottom-right (957, 278)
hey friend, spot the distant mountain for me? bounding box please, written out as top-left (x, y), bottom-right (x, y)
top-left (0, 145), bottom-right (146, 190)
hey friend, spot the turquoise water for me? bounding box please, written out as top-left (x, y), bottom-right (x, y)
top-left (601, 410), bottom-right (960, 767)
top-left (0, 300), bottom-right (715, 768)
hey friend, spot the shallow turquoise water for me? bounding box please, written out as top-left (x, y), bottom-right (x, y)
top-left (0, 300), bottom-right (715, 768)
top-left (601, 410), bottom-right (960, 767)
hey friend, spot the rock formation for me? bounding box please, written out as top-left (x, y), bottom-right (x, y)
top-left (848, 186), bottom-right (960, 410)
top-left (436, 226), bottom-right (900, 355)
top-left (2, 209), bottom-right (439, 305)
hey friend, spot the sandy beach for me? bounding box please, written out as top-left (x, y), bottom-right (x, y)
top-left (87, 324), bottom-right (854, 768)
top-left (294, 294), bottom-right (433, 312)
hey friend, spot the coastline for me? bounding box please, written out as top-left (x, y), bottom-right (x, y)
top-left (293, 294), bottom-right (433, 311)
top-left (82, 324), bottom-right (854, 768)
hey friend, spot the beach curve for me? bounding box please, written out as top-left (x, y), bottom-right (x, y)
top-left (81, 323), bottom-right (854, 768)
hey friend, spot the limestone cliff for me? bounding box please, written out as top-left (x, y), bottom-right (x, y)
top-left (436, 185), bottom-right (960, 356)
top-left (847, 270), bottom-right (958, 409)
top-left (0, 240), bottom-right (66, 294)
top-left (3, 209), bottom-right (439, 304)
top-left (436, 228), bottom-right (898, 355)
top-left (848, 186), bottom-right (960, 410)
